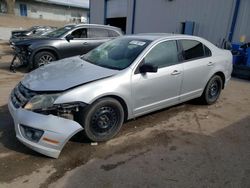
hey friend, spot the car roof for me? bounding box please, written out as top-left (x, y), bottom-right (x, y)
top-left (126, 33), bottom-right (204, 41)
top-left (65, 24), bottom-right (122, 31)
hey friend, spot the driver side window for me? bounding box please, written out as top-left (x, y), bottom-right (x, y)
top-left (144, 40), bottom-right (179, 68)
top-left (71, 28), bottom-right (87, 39)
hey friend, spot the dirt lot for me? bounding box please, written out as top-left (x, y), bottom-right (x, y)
top-left (0, 14), bottom-right (66, 28)
top-left (0, 42), bottom-right (250, 188)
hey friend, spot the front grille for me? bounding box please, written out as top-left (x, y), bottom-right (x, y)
top-left (11, 83), bottom-right (36, 108)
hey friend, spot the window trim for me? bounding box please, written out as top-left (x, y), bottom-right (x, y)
top-left (177, 39), bottom-right (212, 62)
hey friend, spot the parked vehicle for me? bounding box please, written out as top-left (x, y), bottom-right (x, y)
top-left (10, 26), bottom-right (56, 42)
top-left (11, 24), bottom-right (123, 70)
top-left (8, 34), bottom-right (232, 158)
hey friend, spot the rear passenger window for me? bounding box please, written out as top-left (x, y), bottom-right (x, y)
top-left (144, 40), bottom-right (179, 68)
top-left (88, 28), bottom-right (109, 38)
top-left (108, 30), bottom-right (120, 37)
top-left (181, 40), bottom-right (205, 60)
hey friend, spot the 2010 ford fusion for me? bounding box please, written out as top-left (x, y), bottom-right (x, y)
top-left (8, 34), bottom-right (232, 158)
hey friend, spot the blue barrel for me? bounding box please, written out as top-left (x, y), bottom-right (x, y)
top-left (246, 48), bottom-right (250, 67)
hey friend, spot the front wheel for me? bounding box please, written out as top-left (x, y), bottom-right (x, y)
top-left (199, 75), bottom-right (223, 105)
top-left (33, 51), bottom-right (56, 69)
top-left (80, 98), bottom-right (124, 142)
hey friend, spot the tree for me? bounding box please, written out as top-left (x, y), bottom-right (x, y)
top-left (5, 0), bottom-right (15, 14)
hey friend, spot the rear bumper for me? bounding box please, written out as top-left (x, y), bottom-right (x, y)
top-left (8, 99), bottom-right (83, 158)
top-left (225, 76), bottom-right (231, 87)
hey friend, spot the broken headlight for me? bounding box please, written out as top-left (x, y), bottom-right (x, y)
top-left (24, 93), bottom-right (61, 111)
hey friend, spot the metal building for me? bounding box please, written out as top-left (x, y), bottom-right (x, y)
top-left (90, 0), bottom-right (250, 45)
top-left (0, 0), bottom-right (89, 23)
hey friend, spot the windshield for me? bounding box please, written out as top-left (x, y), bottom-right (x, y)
top-left (45, 26), bottom-right (73, 38)
top-left (82, 37), bottom-right (151, 70)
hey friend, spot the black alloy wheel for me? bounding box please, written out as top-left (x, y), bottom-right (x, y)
top-left (199, 75), bottom-right (223, 105)
top-left (34, 51), bottom-right (56, 68)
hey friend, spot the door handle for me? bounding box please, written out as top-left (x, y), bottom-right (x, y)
top-left (83, 42), bottom-right (88, 45)
top-left (207, 62), bottom-right (214, 66)
top-left (171, 70), bottom-right (181, 75)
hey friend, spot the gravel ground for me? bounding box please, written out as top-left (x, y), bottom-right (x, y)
top-left (0, 42), bottom-right (250, 188)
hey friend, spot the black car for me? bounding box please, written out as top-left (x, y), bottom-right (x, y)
top-left (11, 24), bottom-right (123, 70)
top-left (10, 26), bottom-right (56, 41)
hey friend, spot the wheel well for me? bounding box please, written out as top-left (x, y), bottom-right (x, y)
top-left (99, 95), bottom-right (128, 122)
top-left (214, 72), bottom-right (225, 89)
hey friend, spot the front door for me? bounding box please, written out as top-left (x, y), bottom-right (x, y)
top-left (132, 40), bottom-right (183, 116)
top-left (66, 28), bottom-right (89, 56)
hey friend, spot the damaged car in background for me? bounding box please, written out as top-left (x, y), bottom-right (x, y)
top-left (8, 34), bottom-right (232, 158)
top-left (9, 25), bottom-right (57, 43)
top-left (9, 24), bottom-right (123, 71)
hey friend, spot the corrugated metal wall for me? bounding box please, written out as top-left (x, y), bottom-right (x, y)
top-left (106, 0), bottom-right (127, 18)
top-left (90, 0), bottom-right (250, 44)
top-left (233, 0), bottom-right (250, 42)
top-left (90, 0), bottom-right (105, 24)
top-left (133, 0), bottom-right (234, 45)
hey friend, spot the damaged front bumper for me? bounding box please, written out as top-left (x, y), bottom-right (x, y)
top-left (8, 99), bottom-right (83, 158)
top-left (12, 46), bottom-right (31, 66)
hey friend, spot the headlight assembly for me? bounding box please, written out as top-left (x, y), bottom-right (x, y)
top-left (24, 93), bottom-right (61, 111)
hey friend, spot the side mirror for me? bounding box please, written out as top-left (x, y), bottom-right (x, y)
top-left (66, 34), bottom-right (74, 42)
top-left (139, 63), bottom-right (158, 73)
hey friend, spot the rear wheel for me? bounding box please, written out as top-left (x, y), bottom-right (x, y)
top-left (199, 75), bottom-right (223, 105)
top-left (34, 51), bottom-right (56, 69)
top-left (80, 98), bottom-right (124, 142)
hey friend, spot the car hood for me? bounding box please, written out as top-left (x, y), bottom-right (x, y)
top-left (13, 36), bottom-right (57, 46)
top-left (12, 30), bottom-right (28, 34)
top-left (21, 56), bottom-right (119, 91)
top-left (10, 35), bottom-right (47, 43)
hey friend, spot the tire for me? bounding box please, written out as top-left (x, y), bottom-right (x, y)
top-left (80, 98), bottom-right (124, 142)
top-left (33, 51), bottom-right (56, 69)
top-left (199, 75), bottom-right (223, 105)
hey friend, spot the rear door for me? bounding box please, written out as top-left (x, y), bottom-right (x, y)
top-left (178, 39), bottom-right (213, 101)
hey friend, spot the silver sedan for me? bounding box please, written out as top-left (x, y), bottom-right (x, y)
top-left (8, 34), bottom-right (232, 158)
